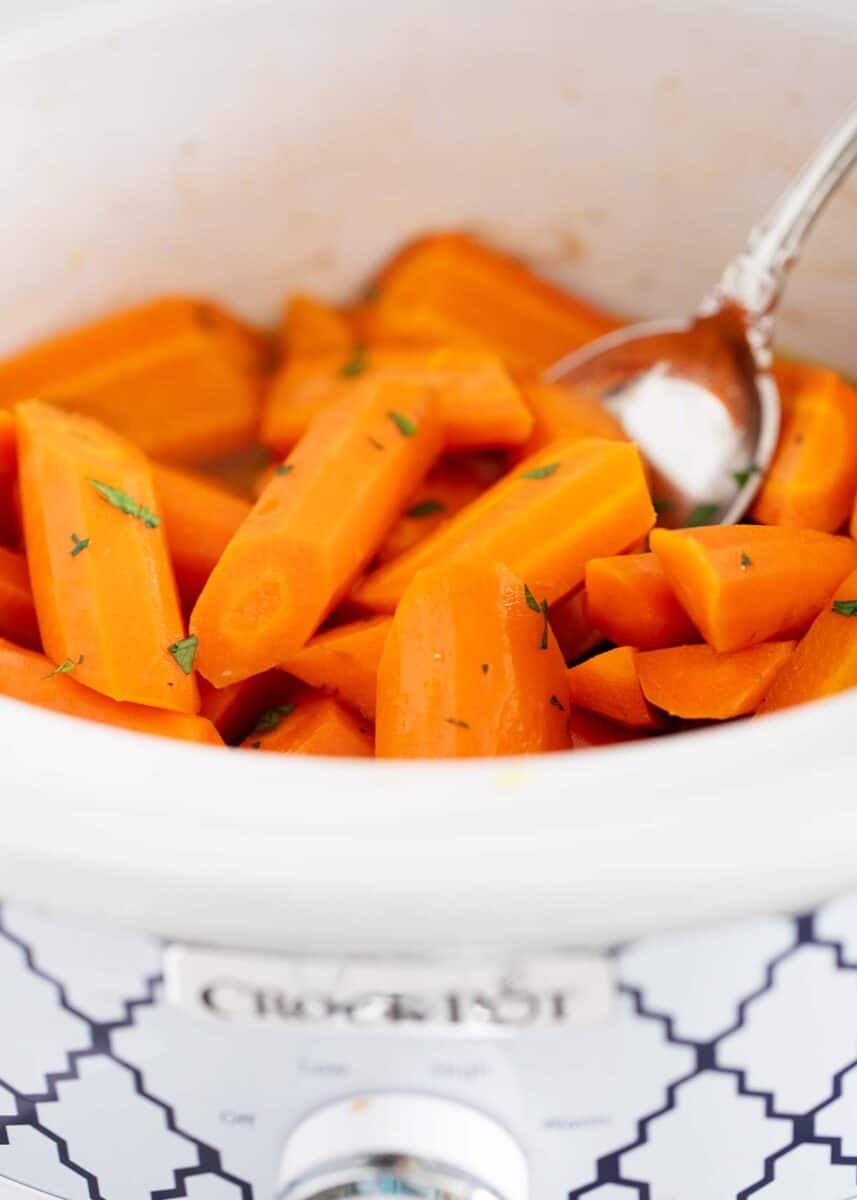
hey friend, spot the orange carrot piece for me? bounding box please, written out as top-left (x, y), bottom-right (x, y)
top-left (751, 363), bottom-right (857, 531)
top-left (368, 232), bottom-right (620, 370)
top-left (512, 378), bottom-right (626, 461)
top-left (198, 670), bottom-right (293, 744)
top-left (252, 461), bottom-right (279, 499)
top-left (242, 692), bottom-right (374, 756)
top-left (192, 377), bottom-right (443, 685)
top-left (757, 567), bottom-right (857, 713)
top-left (280, 295), bottom-right (354, 359)
top-left (283, 616), bottom-right (391, 721)
top-left (376, 459), bottom-right (490, 564)
top-left (566, 646), bottom-right (663, 730)
top-left (0, 298), bottom-right (265, 463)
top-left (0, 410), bottom-right (17, 547)
top-left (376, 559), bottom-right (571, 758)
top-left (549, 590), bottom-right (604, 663)
top-left (853, 489), bottom-right (857, 541)
top-left (0, 636), bottom-right (221, 744)
top-left (585, 553), bottom-right (699, 650)
top-left (567, 705), bottom-right (647, 749)
top-left (355, 438), bottom-right (655, 614)
top-left (152, 463), bottom-right (251, 609)
top-left (17, 401), bottom-right (198, 712)
top-left (637, 641), bottom-right (795, 720)
top-left (261, 345), bottom-right (532, 453)
top-left (0, 546), bottom-right (40, 650)
top-left (650, 525), bottom-right (857, 654)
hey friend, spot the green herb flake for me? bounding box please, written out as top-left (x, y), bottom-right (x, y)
top-left (406, 499), bottom-right (445, 519)
top-left (387, 410), bottom-right (418, 437)
top-left (363, 282), bottom-right (381, 303)
top-left (275, 463), bottom-right (294, 477)
top-left (340, 343), bottom-right (368, 379)
top-left (89, 480), bottom-right (161, 528)
top-left (732, 464), bottom-right (760, 488)
top-left (550, 694), bottom-right (566, 711)
top-left (445, 717), bottom-right (470, 729)
top-left (524, 584), bottom-right (541, 614)
top-left (832, 599), bottom-right (857, 617)
top-left (253, 703), bottom-right (297, 735)
top-left (687, 503), bottom-right (718, 528)
top-left (740, 552), bottom-right (753, 570)
top-left (481, 663), bottom-right (490, 675)
top-left (44, 654), bottom-right (83, 680)
top-left (367, 434), bottom-right (385, 451)
top-left (539, 599), bottom-right (550, 651)
top-left (521, 462), bottom-right (559, 481)
top-left (168, 635), bottom-right (199, 675)
top-left (250, 741), bottom-right (262, 750)
top-left (69, 533), bottom-right (90, 557)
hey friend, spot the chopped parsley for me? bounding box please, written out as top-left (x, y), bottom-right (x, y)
top-left (250, 741), bottom-right (262, 749)
top-left (367, 434), bottom-right (385, 451)
top-left (687, 503), bottom-right (718, 527)
top-left (253, 703), bottom-right (296, 734)
top-left (445, 717), bottom-right (470, 729)
top-left (168, 635), bottom-right (199, 675)
top-left (69, 533), bottom-right (90, 557)
top-left (740, 552), bottom-right (753, 569)
top-left (387, 410), bottom-right (418, 437)
top-left (89, 480), bottom-right (161, 528)
top-left (44, 655), bottom-right (83, 680)
top-left (524, 584), bottom-right (541, 613)
top-left (832, 599), bottom-right (857, 617)
top-left (539, 599), bottom-right (549, 651)
top-left (732, 464), bottom-right (760, 488)
top-left (340, 343), bottom-right (368, 378)
top-left (550, 694), bottom-right (566, 711)
top-left (275, 463), bottom-right (294, 477)
top-left (406, 498), bottom-right (445, 518)
top-left (481, 663), bottom-right (490, 675)
top-left (521, 462), bottom-right (559, 481)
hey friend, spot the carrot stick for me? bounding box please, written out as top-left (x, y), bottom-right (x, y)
top-left (0, 298), bottom-right (266, 463)
top-left (566, 646), bottom-right (664, 730)
top-left (585, 553), bottom-right (699, 650)
top-left (192, 377), bottom-right (443, 685)
top-left (0, 546), bottom-right (40, 650)
top-left (650, 525), bottom-right (857, 653)
top-left (261, 345), bottom-right (532, 454)
top-left (751, 362), bottom-right (857, 531)
top-left (366, 232), bottom-right (620, 370)
top-left (354, 437), bottom-right (655, 614)
top-left (548, 590), bottom-right (604, 663)
top-left (280, 295), bottom-right (354, 359)
top-left (567, 705), bottom-right (649, 749)
top-left (241, 692), bottom-right (374, 756)
top-left (152, 463), bottom-right (251, 609)
top-left (198, 670), bottom-right (294, 743)
top-left (0, 410), bottom-right (17, 547)
top-left (17, 401), bottom-right (198, 712)
top-left (376, 558), bottom-right (571, 758)
top-left (757, 567), bottom-right (857, 713)
top-left (512, 378), bottom-right (626, 462)
top-left (376, 458), bottom-right (492, 564)
top-left (282, 616), bottom-right (391, 721)
top-left (637, 641), bottom-right (795, 720)
top-left (0, 636), bottom-right (221, 744)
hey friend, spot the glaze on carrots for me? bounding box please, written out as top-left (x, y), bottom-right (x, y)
top-left (637, 641), bottom-right (796, 720)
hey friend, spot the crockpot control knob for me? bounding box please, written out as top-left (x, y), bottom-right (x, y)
top-left (277, 1091), bottom-right (528, 1200)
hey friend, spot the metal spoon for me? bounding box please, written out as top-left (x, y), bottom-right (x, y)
top-left (547, 102), bottom-right (857, 527)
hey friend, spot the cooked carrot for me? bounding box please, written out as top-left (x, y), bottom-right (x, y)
top-left (355, 438), bottom-right (655, 614)
top-left (377, 458), bottom-right (492, 564)
top-left (192, 377), bottom-right (443, 685)
top-left (637, 641), bottom-right (795, 720)
top-left (512, 378), bottom-right (626, 461)
top-left (280, 294), bottom-right (354, 359)
top-left (0, 546), bottom-right (40, 650)
top-left (566, 646), bottom-right (663, 730)
top-left (198, 670), bottom-right (293, 743)
top-left (376, 558), bottom-right (571, 758)
top-left (367, 232), bottom-right (620, 370)
top-left (548, 590), bottom-right (604, 663)
top-left (585, 553), bottom-right (699, 650)
top-left (0, 410), bottom-right (17, 547)
top-left (650, 525), bottom-right (857, 654)
top-left (0, 298), bottom-right (266, 463)
top-left (757, 567), bottom-right (857, 713)
top-left (283, 616), bottom-right (391, 721)
top-left (152, 463), bottom-right (251, 608)
top-left (241, 692), bottom-right (374, 756)
top-left (17, 401), bottom-right (198, 712)
top-left (261, 345), bottom-right (532, 454)
top-left (751, 362), bottom-right (857, 531)
top-left (567, 705), bottom-right (647, 749)
top-left (0, 636), bottom-right (221, 744)
top-left (852, 489), bottom-right (857, 541)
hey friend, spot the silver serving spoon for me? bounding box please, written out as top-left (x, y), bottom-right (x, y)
top-left (547, 102), bottom-right (857, 528)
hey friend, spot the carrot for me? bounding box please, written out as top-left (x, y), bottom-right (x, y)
top-left (376, 458), bottom-right (493, 564)
top-left (585, 553), bottom-right (699, 650)
top-left (0, 410), bottom-right (17, 547)
top-left (650, 525), bottom-right (857, 654)
top-left (280, 294), bottom-right (354, 359)
top-left (566, 645), bottom-right (664, 730)
top-left (0, 546), bottom-right (40, 650)
top-left (512, 378), bottom-right (626, 462)
top-left (241, 692), bottom-right (374, 756)
top-left (198, 670), bottom-right (294, 743)
top-left (17, 401), bottom-right (198, 712)
top-left (567, 705), bottom-right (647, 749)
top-left (283, 616), bottom-right (391, 721)
top-left (376, 558), bottom-right (571, 758)
top-left (261, 345), bottom-right (532, 453)
top-left (152, 463), bottom-right (251, 608)
top-left (0, 298), bottom-right (266, 463)
top-left (192, 377), bottom-right (443, 685)
top-left (0, 636), bottom-right (221, 745)
top-left (252, 461), bottom-right (279, 499)
top-left (637, 641), bottom-right (795, 720)
top-left (751, 362), bottom-right (857, 531)
top-left (367, 232), bottom-right (620, 370)
top-left (757, 567), bottom-right (857, 713)
top-left (852, 489), bottom-right (857, 541)
top-left (355, 437), bottom-right (655, 614)
top-left (548, 590), bottom-right (604, 663)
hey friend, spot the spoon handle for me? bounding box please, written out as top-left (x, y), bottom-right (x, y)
top-left (704, 100), bottom-right (857, 345)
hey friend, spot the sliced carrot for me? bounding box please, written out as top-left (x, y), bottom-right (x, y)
top-left (376, 459), bottom-right (491, 564)
top-left (0, 298), bottom-right (266, 463)
top-left (0, 410), bottom-right (17, 547)
top-left (650, 525), bottom-right (857, 654)
top-left (751, 363), bottom-right (857, 531)
top-left (0, 636), bottom-right (221, 745)
top-left (192, 377), bottom-right (442, 685)
top-left (283, 616), bottom-right (391, 721)
top-left (585, 553), bottom-right (699, 650)
top-left (242, 692), bottom-right (374, 756)
top-left (152, 463), bottom-right (251, 609)
top-left (852, 489), bottom-right (857, 541)
top-left (376, 558), bottom-right (571, 758)
top-left (261, 345), bottom-right (532, 453)
top-left (0, 546), bottom-right (40, 650)
top-left (512, 378), bottom-right (626, 461)
top-left (198, 670), bottom-right (293, 744)
top-left (637, 641), bottom-right (795, 720)
top-left (548, 590), bottom-right (604, 663)
top-left (567, 705), bottom-right (647, 749)
top-left (280, 294), bottom-right (354, 359)
top-left (252, 461), bottom-right (279, 499)
top-left (367, 232), bottom-right (620, 370)
top-left (355, 438), bottom-right (655, 614)
top-left (566, 646), bottom-right (663, 730)
top-left (17, 401), bottom-right (198, 712)
top-left (757, 567), bottom-right (857, 713)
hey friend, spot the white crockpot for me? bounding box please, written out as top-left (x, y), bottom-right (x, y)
top-left (1, 0), bottom-right (855, 955)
